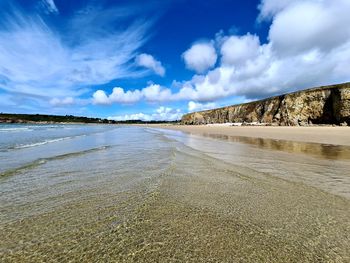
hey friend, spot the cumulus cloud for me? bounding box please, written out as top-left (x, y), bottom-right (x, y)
top-left (109, 87), bottom-right (142, 104)
top-left (92, 84), bottom-right (172, 104)
top-left (109, 113), bottom-right (150, 121)
top-left (188, 101), bottom-right (217, 112)
top-left (4, 0), bottom-right (348, 116)
top-left (136, 53), bottom-right (165, 76)
top-left (258, 0), bottom-right (299, 20)
top-left (92, 90), bottom-right (110, 105)
top-left (108, 106), bottom-right (182, 121)
top-left (153, 106), bottom-right (182, 121)
top-left (182, 42), bottom-right (217, 73)
top-left (99, 0), bottom-right (350, 106)
top-left (220, 34), bottom-right (260, 66)
top-left (268, 0), bottom-right (350, 55)
top-left (85, 0), bottom-right (350, 109)
top-left (176, 0), bottom-right (350, 100)
top-left (142, 84), bottom-right (172, 101)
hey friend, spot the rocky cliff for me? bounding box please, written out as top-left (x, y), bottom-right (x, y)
top-left (181, 82), bottom-right (350, 126)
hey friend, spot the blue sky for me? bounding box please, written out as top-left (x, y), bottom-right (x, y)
top-left (0, 0), bottom-right (349, 120)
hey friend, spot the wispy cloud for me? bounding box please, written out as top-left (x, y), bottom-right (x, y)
top-left (0, 2), bottom-right (154, 110)
top-left (49, 97), bottom-right (74, 106)
top-left (40, 0), bottom-right (59, 14)
top-left (2, 0), bottom-right (349, 120)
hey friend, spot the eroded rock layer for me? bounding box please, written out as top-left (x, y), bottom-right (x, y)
top-left (181, 83), bottom-right (350, 126)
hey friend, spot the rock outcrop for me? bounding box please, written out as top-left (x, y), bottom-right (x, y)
top-left (181, 82), bottom-right (350, 126)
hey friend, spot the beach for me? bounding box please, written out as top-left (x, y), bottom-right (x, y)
top-left (1, 124), bottom-right (350, 262)
top-left (145, 124), bottom-right (350, 146)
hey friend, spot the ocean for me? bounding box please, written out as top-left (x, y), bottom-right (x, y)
top-left (1, 124), bottom-right (349, 262)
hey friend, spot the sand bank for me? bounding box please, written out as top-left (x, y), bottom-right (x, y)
top-left (144, 124), bottom-right (350, 146)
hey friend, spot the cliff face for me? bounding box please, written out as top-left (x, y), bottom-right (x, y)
top-left (181, 83), bottom-right (350, 126)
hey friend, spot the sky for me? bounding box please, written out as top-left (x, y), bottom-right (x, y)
top-left (0, 0), bottom-right (349, 121)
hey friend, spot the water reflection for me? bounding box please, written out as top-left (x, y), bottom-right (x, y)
top-left (194, 132), bottom-right (350, 160)
top-left (1, 126), bottom-right (350, 262)
top-left (155, 128), bottom-right (350, 199)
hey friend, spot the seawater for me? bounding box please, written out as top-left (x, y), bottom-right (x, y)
top-left (0, 124), bottom-right (349, 262)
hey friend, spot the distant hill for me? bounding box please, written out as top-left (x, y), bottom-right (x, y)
top-left (0, 113), bottom-right (179, 125)
top-left (182, 82), bottom-right (350, 126)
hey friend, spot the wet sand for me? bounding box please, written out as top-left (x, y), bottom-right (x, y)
top-left (145, 125), bottom-right (350, 146)
top-left (1, 126), bottom-right (350, 262)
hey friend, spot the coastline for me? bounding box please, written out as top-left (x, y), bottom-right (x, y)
top-left (142, 124), bottom-right (350, 146)
top-left (1, 125), bottom-right (350, 261)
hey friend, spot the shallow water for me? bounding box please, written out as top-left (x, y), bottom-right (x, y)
top-left (157, 128), bottom-right (350, 200)
top-left (0, 124), bottom-right (349, 262)
top-left (195, 132), bottom-right (350, 160)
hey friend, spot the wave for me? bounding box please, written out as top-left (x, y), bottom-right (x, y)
top-left (13, 137), bottom-right (73, 149)
top-left (0, 145), bottom-right (111, 178)
top-left (0, 127), bottom-right (33, 132)
top-left (0, 125), bottom-right (65, 132)
top-left (0, 124), bottom-right (83, 132)
top-left (10, 134), bottom-right (87, 150)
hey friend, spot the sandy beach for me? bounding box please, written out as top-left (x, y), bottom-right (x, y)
top-left (145, 124), bottom-right (350, 146)
top-left (1, 125), bottom-right (350, 262)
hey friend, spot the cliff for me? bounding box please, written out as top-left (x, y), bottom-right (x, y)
top-left (181, 82), bottom-right (350, 126)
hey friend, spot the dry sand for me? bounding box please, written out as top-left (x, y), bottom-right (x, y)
top-left (144, 124), bottom-right (350, 146)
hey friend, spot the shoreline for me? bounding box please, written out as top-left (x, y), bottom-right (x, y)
top-left (2, 125), bottom-right (350, 261)
top-left (141, 124), bottom-right (350, 146)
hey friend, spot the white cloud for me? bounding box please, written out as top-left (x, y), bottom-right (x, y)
top-left (91, 0), bottom-right (350, 107)
top-left (4, 0), bottom-right (348, 116)
top-left (40, 0), bottom-right (59, 14)
top-left (173, 66), bottom-right (236, 101)
top-left (50, 97), bottom-right (74, 106)
top-left (142, 84), bottom-right (172, 102)
top-left (92, 90), bottom-right (110, 105)
top-left (154, 106), bottom-right (182, 121)
top-left (268, 0), bottom-right (350, 55)
top-left (258, 0), bottom-right (300, 20)
top-left (188, 101), bottom-right (217, 112)
top-left (0, 4), bottom-right (152, 110)
top-left (182, 42), bottom-right (217, 73)
top-left (109, 113), bottom-right (150, 121)
top-left (92, 88), bottom-right (143, 105)
top-left (136, 53), bottom-right (165, 76)
top-left (220, 34), bottom-right (260, 66)
top-left (108, 106), bottom-right (182, 121)
top-left (92, 84), bottom-right (172, 104)
top-left (109, 87), bottom-right (142, 104)
top-left (175, 0), bottom-right (350, 101)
